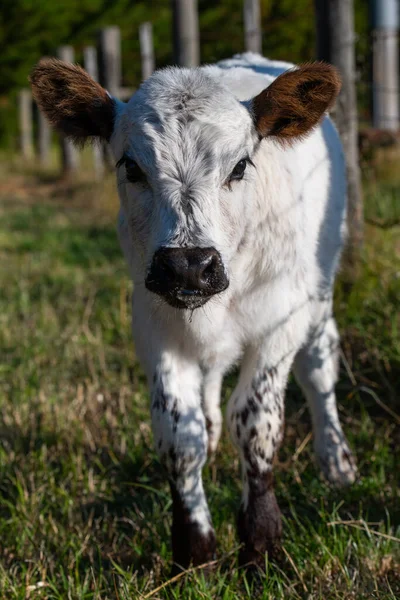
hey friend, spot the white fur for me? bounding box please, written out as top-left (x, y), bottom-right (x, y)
top-left (112, 53), bottom-right (356, 536)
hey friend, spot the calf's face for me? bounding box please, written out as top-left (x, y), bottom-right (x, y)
top-left (30, 60), bottom-right (340, 309)
top-left (115, 70), bottom-right (258, 309)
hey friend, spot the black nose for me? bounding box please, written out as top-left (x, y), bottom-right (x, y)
top-left (145, 247), bottom-right (229, 308)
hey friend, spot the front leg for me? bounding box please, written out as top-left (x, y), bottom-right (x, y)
top-left (151, 354), bottom-right (216, 572)
top-left (227, 351), bottom-right (292, 569)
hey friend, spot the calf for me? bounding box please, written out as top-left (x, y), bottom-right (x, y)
top-left (30, 52), bottom-right (357, 571)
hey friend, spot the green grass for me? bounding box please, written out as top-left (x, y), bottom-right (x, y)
top-left (0, 171), bottom-right (399, 599)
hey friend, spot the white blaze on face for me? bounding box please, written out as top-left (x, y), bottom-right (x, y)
top-left (111, 68), bottom-right (259, 278)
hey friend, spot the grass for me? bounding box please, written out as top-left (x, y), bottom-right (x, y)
top-left (0, 162), bottom-right (399, 599)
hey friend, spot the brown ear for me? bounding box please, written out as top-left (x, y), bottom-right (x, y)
top-left (29, 58), bottom-right (115, 143)
top-left (252, 63), bottom-right (341, 142)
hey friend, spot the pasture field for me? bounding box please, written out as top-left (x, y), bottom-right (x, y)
top-left (0, 159), bottom-right (399, 599)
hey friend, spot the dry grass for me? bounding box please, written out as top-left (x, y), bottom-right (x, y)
top-left (0, 162), bottom-right (399, 598)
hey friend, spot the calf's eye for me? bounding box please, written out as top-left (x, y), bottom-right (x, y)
top-left (229, 159), bottom-right (247, 182)
top-left (116, 154), bottom-right (147, 184)
top-left (125, 158), bottom-right (147, 184)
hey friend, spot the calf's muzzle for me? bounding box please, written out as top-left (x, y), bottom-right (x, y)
top-left (145, 247), bottom-right (229, 308)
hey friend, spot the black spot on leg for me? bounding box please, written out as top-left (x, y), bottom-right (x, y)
top-left (152, 380), bottom-right (173, 413)
top-left (171, 398), bottom-right (181, 426)
top-left (241, 407), bottom-right (250, 426)
top-left (269, 366), bottom-right (278, 379)
top-left (169, 447), bottom-right (177, 465)
top-left (248, 397), bottom-right (259, 414)
top-left (236, 423), bottom-right (241, 440)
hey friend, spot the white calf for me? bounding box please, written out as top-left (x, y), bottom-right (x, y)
top-left (31, 52), bottom-right (357, 571)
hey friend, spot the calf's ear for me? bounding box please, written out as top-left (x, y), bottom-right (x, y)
top-left (30, 58), bottom-right (116, 143)
top-left (252, 62), bottom-right (341, 142)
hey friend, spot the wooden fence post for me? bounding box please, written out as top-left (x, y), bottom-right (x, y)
top-left (314, 0), bottom-right (363, 272)
top-left (244, 0), bottom-right (262, 54)
top-left (38, 109), bottom-right (51, 167)
top-left (18, 89), bottom-right (34, 160)
top-left (57, 45), bottom-right (79, 175)
top-left (139, 22), bottom-right (155, 80)
top-left (83, 46), bottom-right (105, 179)
top-left (98, 26), bottom-right (121, 96)
top-left (371, 0), bottom-right (399, 131)
top-left (98, 27), bottom-right (122, 170)
top-left (171, 0), bottom-right (200, 67)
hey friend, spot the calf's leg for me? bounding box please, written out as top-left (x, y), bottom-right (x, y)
top-left (293, 313), bottom-right (357, 486)
top-left (151, 354), bottom-right (216, 572)
top-left (202, 369), bottom-right (224, 456)
top-left (227, 350), bottom-right (293, 569)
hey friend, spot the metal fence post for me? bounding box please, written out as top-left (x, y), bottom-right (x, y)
top-left (244, 0), bottom-right (262, 54)
top-left (371, 0), bottom-right (399, 131)
top-left (171, 0), bottom-right (200, 67)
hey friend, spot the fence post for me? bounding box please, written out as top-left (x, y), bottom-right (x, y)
top-left (371, 0), bottom-right (399, 131)
top-left (57, 45), bottom-right (79, 175)
top-left (97, 26), bottom-right (122, 170)
top-left (83, 46), bottom-right (105, 179)
top-left (139, 22), bottom-right (155, 80)
top-left (18, 89), bottom-right (34, 160)
top-left (38, 109), bottom-right (51, 167)
top-left (171, 0), bottom-right (200, 67)
top-left (98, 26), bottom-right (122, 96)
top-left (314, 0), bottom-right (363, 272)
top-left (244, 0), bottom-right (262, 54)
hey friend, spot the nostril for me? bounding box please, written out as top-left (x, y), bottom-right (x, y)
top-left (201, 255), bottom-right (217, 279)
top-left (159, 258), bottom-right (177, 280)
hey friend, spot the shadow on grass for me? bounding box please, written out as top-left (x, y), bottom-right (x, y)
top-left (0, 392), bottom-right (398, 582)
top-left (0, 421), bottom-right (167, 574)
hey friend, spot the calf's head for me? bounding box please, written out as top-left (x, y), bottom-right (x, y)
top-left (30, 59), bottom-right (340, 309)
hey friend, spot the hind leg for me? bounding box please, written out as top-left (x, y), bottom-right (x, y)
top-left (293, 312), bottom-right (357, 486)
top-left (202, 369), bottom-right (224, 456)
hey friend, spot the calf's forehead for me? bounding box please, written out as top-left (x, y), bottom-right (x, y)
top-left (115, 68), bottom-right (255, 166)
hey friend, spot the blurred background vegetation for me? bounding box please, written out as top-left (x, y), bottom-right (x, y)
top-left (0, 0), bottom-right (370, 147)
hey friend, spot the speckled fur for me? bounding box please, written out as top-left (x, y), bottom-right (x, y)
top-left (30, 52), bottom-right (357, 571)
